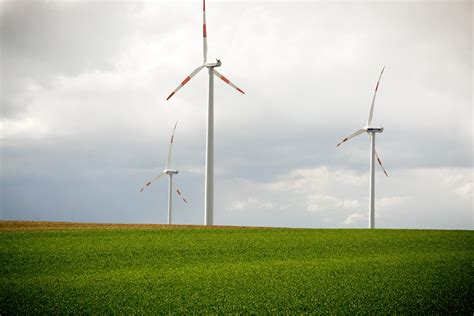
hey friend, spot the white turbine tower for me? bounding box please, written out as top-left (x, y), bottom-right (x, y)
top-left (166, 0), bottom-right (245, 226)
top-left (337, 67), bottom-right (389, 229)
top-left (140, 122), bottom-right (188, 224)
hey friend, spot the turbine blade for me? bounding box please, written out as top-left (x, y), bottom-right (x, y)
top-left (174, 182), bottom-right (188, 204)
top-left (367, 66), bottom-right (385, 125)
top-left (139, 172), bottom-right (166, 192)
top-left (374, 149), bottom-right (389, 177)
top-left (166, 66), bottom-right (204, 100)
top-left (166, 122), bottom-right (178, 169)
top-left (203, 0), bottom-right (208, 63)
top-left (212, 69), bottom-right (245, 94)
top-left (337, 129), bottom-right (365, 147)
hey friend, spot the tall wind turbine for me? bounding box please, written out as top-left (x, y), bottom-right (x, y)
top-left (140, 122), bottom-right (188, 224)
top-left (166, 0), bottom-right (245, 226)
top-left (337, 67), bottom-right (389, 229)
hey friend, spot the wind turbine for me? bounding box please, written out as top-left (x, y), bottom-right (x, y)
top-left (166, 0), bottom-right (245, 226)
top-left (140, 122), bottom-right (188, 225)
top-left (337, 67), bottom-right (389, 229)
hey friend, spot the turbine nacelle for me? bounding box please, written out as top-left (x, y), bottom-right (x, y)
top-left (364, 126), bottom-right (384, 133)
top-left (164, 169), bottom-right (179, 175)
top-left (205, 59), bottom-right (221, 68)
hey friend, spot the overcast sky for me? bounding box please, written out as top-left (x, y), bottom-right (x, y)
top-left (1, 0), bottom-right (472, 229)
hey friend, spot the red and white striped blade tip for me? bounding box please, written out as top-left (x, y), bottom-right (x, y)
top-left (166, 66), bottom-right (204, 100)
top-left (375, 66), bottom-right (386, 91)
top-left (166, 92), bottom-right (175, 100)
top-left (376, 157), bottom-right (389, 177)
top-left (213, 70), bottom-right (245, 94)
top-left (170, 122), bottom-right (177, 143)
top-left (337, 138), bottom-right (348, 147)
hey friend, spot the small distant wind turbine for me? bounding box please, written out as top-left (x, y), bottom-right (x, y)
top-left (337, 67), bottom-right (389, 229)
top-left (140, 122), bottom-right (188, 224)
top-left (166, 0), bottom-right (245, 226)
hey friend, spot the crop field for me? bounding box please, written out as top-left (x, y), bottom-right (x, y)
top-left (1, 221), bottom-right (473, 314)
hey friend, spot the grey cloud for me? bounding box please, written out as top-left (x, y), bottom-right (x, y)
top-left (1, 1), bottom-right (141, 117)
top-left (1, 1), bottom-right (472, 229)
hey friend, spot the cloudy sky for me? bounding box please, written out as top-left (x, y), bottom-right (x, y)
top-left (1, 0), bottom-right (472, 229)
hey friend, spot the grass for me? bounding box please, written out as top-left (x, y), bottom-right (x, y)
top-left (1, 221), bottom-right (473, 314)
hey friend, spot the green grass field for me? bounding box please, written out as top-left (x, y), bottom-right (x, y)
top-left (1, 221), bottom-right (473, 314)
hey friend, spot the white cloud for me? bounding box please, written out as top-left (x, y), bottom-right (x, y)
top-left (307, 195), bottom-right (361, 213)
top-left (344, 213), bottom-right (367, 226)
top-left (454, 183), bottom-right (473, 200)
top-left (0, 117), bottom-right (50, 140)
top-left (378, 196), bottom-right (412, 209)
top-left (443, 171), bottom-right (473, 200)
top-left (230, 197), bottom-right (274, 212)
top-left (180, 164), bottom-right (205, 175)
top-left (219, 166), bottom-right (473, 229)
top-left (223, 167), bottom-right (362, 217)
